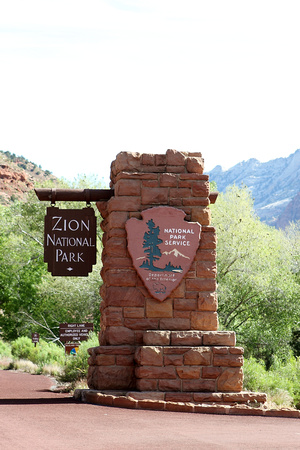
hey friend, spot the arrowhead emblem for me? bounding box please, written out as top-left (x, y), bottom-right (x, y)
top-left (126, 206), bottom-right (201, 301)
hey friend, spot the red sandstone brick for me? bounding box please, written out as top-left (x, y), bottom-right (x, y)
top-left (107, 228), bottom-right (126, 238)
top-left (155, 154), bottom-right (166, 166)
top-left (195, 249), bottom-right (216, 261)
top-left (158, 379), bottom-right (182, 391)
top-left (194, 404), bottom-right (229, 414)
top-left (134, 331), bottom-right (144, 345)
top-left (198, 292), bottom-right (218, 311)
top-left (159, 318), bottom-right (190, 330)
top-left (191, 181), bottom-right (210, 197)
top-left (142, 153), bottom-right (155, 165)
top-left (136, 366), bottom-right (177, 379)
top-left (135, 346), bottom-right (163, 366)
top-left (199, 230), bottom-right (217, 249)
top-left (186, 278), bottom-right (217, 292)
top-left (182, 379), bottom-right (216, 392)
top-left (165, 393), bottom-right (193, 402)
top-left (146, 298), bottom-right (173, 318)
top-left (88, 365), bottom-right (135, 390)
top-left (105, 237), bottom-right (128, 257)
top-left (264, 409), bottom-right (300, 418)
top-left (196, 261), bottom-right (217, 278)
top-left (106, 326), bottom-right (135, 345)
top-left (108, 196), bottom-right (141, 213)
top-left (169, 198), bottom-right (182, 206)
top-left (193, 392), bottom-right (223, 403)
top-left (164, 354), bottom-right (184, 366)
top-left (166, 149), bottom-right (186, 166)
top-left (138, 399), bottom-right (165, 411)
top-left (141, 187), bottom-right (169, 205)
top-left (173, 311), bottom-right (191, 319)
top-left (202, 367), bottom-right (222, 379)
top-left (160, 173), bottom-right (178, 187)
top-left (213, 354), bottom-right (244, 367)
top-left (164, 347), bottom-right (189, 355)
top-left (176, 367), bottom-right (201, 379)
top-left (105, 269), bottom-right (137, 287)
top-left (136, 379), bottom-right (158, 391)
top-left (124, 318), bottom-right (159, 330)
top-left (180, 173), bottom-right (209, 181)
top-left (102, 256), bottom-right (132, 270)
top-left (228, 405), bottom-right (264, 416)
top-left (212, 347), bottom-right (229, 354)
top-left (95, 354), bottom-right (116, 365)
top-left (167, 165), bottom-right (185, 173)
top-left (186, 156), bottom-right (204, 174)
top-left (104, 307), bottom-right (123, 326)
top-left (183, 198), bottom-right (210, 206)
top-left (165, 402), bottom-right (195, 413)
top-left (113, 396), bottom-right (137, 409)
top-left (124, 307), bottom-right (145, 319)
top-left (202, 331), bottom-right (236, 346)
top-left (143, 330), bottom-right (171, 345)
top-left (85, 392), bottom-right (115, 406)
top-left (230, 347), bottom-right (244, 355)
top-left (116, 354), bottom-right (135, 366)
top-left (142, 179), bottom-right (159, 187)
top-left (115, 179), bottom-right (141, 196)
top-left (171, 331), bottom-right (202, 346)
top-left (170, 188), bottom-right (191, 198)
top-left (184, 347), bottom-right (212, 365)
top-left (108, 211), bottom-right (129, 228)
top-left (190, 311), bottom-right (219, 331)
top-left (217, 368), bottom-right (244, 392)
top-left (105, 287), bottom-right (145, 307)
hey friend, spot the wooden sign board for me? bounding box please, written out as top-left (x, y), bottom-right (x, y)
top-left (59, 322), bottom-right (94, 343)
top-left (44, 207), bottom-right (96, 276)
top-left (126, 206), bottom-right (201, 301)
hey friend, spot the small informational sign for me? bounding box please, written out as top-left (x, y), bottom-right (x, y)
top-left (31, 332), bottom-right (39, 346)
top-left (65, 343), bottom-right (80, 355)
top-left (44, 207), bottom-right (97, 276)
top-left (126, 206), bottom-right (201, 301)
top-left (59, 322), bottom-right (94, 343)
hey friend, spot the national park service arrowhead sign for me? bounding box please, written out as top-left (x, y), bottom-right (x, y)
top-left (126, 207), bottom-right (201, 301)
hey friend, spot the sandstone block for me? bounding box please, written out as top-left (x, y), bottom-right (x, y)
top-left (165, 402), bottom-right (195, 413)
top-left (202, 367), bottom-right (223, 379)
top-left (184, 347), bottom-right (212, 365)
top-left (176, 367), bottom-right (201, 379)
top-left (182, 379), bottom-right (215, 392)
top-left (108, 211), bottom-right (128, 229)
top-left (186, 156), bottom-right (204, 174)
top-left (186, 278), bottom-right (217, 293)
top-left (105, 269), bottom-right (137, 287)
top-left (124, 307), bottom-right (145, 319)
top-left (135, 366), bottom-right (177, 379)
top-left (106, 326), bottom-right (135, 345)
top-left (146, 298), bottom-right (173, 318)
top-left (142, 153), bottom-right (155, 165)
top-left (196, 261), bottom-right (217, 278)
top-left (116, 354), bottom-right (135, 366)
top-left (198, 292), bottom-right (218, 311)
top-left (190, 311), bottom-right (219, 331)
top-left (158, 379), bottom-right (181, 391)
top-left (159, 318), bottom-right (190, 330)
top-left (165, 393), bottom-right (193, 402)
top-left (105, 287), bottom-right (145, 307)
top-left (170, 188), bottom-right (191, 198)
top-left (155, 154), bottom-right (167, 166)
top-left (143, 330), bottom-right (171, 345)
top-left (213, 354), bottom-right (244, 367)
top-left (136, 379), bottom-right (158, 391)
top-left (160, 173), bottom-right (178, 187)
top-left (193, 392), bottom-right (223, 403)
top-left (141, 187), bottom-right (169, 205)
top-left (108, 196), bottom-right (141, 213)
top-left (163, 354), bottom-right (184, 366)
top-left (135, 346), bottom-right (163, 366)
top-left (166, 149), bottom-right (186, 165)
top-left (199, 229), bottom-right (217, 249)
top-left (124, 318), bottom-right (159, 330)
top-left (115, 179), bottom-right (141, 196)
top-left (87, 365), bottom-right (135, 390)
top-left (202, 331), bottom-right (236, 346)
top-left (173, 298), bottom-right (197, 311)
top-left (138, 399), bottom-right (165, 411)
top-left (217, 368), bottom-right (244, 392)
top-left (113, 396), bottom-right (138, 409)
top-left (105, 237), bottom-right (127, 257)
top-left (171, 331), bottom-right (203, 346)
top-left (103, 307), bottom-right (123, 326)
top-left (191, 181), bottom-right (210, 197)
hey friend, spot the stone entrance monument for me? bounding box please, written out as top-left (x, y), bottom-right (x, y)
top-left (86, 149), bottom-right (266, 408)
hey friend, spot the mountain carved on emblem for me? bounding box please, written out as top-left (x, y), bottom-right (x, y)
top-left (162, 249), bottom-right (190, 259)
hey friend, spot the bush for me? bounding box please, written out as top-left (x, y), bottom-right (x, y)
top-left (244, 355), bottom-right (300, 408)
top-left (59, 333), bottom-right (99, 383)
top-left (11, 336), bottom-right (64, 366)
top-left (0, 340), bottom-right (12, 358)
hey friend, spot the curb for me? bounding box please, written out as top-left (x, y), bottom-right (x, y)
top-left (74, 389), bottom-right (300, 419)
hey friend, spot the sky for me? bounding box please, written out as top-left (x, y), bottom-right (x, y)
top-left (1, 0), bottom-right (300, 185)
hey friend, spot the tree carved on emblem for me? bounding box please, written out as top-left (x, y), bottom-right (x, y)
top-left (140, 219), bottom-right (163, 270)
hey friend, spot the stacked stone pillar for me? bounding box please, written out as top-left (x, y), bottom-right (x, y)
top-left (87, 149), bottom-right (245, 401)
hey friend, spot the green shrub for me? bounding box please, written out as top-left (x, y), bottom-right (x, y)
top-left (11, 336), bottom-right (64, 366)
top-left (0, 340), bottom-right (12, 358)
top-left (244, 355), bottom-right (300, 408)
top-left (59, 333), bottom-right (99, 383)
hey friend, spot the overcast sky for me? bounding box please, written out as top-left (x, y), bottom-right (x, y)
top-left (1, 0), bottom-right (300, 185)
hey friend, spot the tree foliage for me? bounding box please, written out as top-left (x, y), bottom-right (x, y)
top-left (210, 185), bottom-right (300, 364)
top-left (0, 175), bottom-right (104, 341)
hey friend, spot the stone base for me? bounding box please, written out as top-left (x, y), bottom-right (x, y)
top-left (74, 389), bottom-right (300, 418)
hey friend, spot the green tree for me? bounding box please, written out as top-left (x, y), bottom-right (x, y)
top-left (0, 175), bottom-right (105, 341)
top-left (210, 185), bottom-right (300, 364)
top-left (141, 219), bottom-right (163, 269)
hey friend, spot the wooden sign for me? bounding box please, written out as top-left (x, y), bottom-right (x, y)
top-left (126, 206), bottom-right (201, 301)
top-left (59, 322), bottom-right (94, 343)
top-left (44, 207), bottom-right (96, 276)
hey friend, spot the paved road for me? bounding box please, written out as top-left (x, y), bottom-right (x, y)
top-left (0, 370), bottom-right (299, 449)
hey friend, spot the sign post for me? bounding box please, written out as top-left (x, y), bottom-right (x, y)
top-left (59, 323), bottom-right (94, 355)
top-left (31, 332), bottom-right (39, 347)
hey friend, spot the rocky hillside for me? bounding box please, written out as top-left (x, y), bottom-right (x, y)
top-left (207, 149), bottom-right (300, 227)
top-left (0, 151), bottom-right (57, 205)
